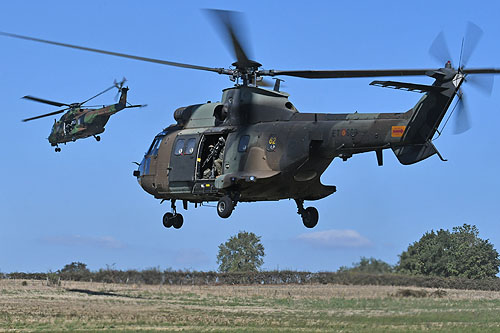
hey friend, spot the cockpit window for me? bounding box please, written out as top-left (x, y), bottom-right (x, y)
top-left (78, 115), bottom-right (85, 125)
top-left (185, 138), bottom-right (196, 155)
top-left (238, 135), bottom-right (250, 152)
top-left (146, 135), bottom-right (164, 156)
top-left (174, 138), bottom-right (185, 156)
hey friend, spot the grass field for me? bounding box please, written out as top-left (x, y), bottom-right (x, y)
top-left (1, 279), bottom-right (500, 332)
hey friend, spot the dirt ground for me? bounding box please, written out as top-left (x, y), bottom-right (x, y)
top-left (1, 279), bottom-right (500, 331)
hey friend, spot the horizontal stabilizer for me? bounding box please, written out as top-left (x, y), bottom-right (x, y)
top-left (392, 141), bottom-right (438, 165)
top-left (370, 80), bottom-right (447, 93)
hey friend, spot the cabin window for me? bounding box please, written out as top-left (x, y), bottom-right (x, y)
top-left (78, 115), bottom-right (85, 125)
top-left (174, 138), bottom-right (185, 156)
top-left (185, 138), bottom-right (196, 155)
top-left (238, 135), bottom-right (250, 152)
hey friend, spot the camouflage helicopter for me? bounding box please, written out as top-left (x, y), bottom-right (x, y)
top-left (2, 11), bottom-right (500, 229)
top-left (22, 79), bottom-right (145, 152)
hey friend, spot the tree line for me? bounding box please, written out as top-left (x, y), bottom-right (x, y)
top-left (2, 224), bottom-right (499, 287)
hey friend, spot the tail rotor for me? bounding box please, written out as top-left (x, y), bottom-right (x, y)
top-left (429, 22), bottom-right (494, 134)
top-left (114, 77), bottom-right (127, 101)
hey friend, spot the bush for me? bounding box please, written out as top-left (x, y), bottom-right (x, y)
top-left (338, 257), bottom-right (394, 274)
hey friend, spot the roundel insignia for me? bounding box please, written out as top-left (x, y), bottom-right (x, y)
top-left (267, 135), bottom-right (277, 151)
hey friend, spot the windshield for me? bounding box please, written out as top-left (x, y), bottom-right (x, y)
top-left (146, 135), bottom-right (165, 156)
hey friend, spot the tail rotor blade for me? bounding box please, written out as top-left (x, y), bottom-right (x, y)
top-left (453, 94), bottom-right (471, 134)
top-left (461, 22), bottom-right (483, 68)
top-left (467, 73), bottom-right (494, 95)
top-left (429, 31), bottom-right (453, 65)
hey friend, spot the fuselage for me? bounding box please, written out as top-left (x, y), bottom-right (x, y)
top-left (48, 91), bottom-right (128, 146)
top-left (135, 86), bottom-right (413, 203)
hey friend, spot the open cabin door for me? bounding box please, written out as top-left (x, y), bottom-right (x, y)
top-left (191, 133), bottom-right (228, 195)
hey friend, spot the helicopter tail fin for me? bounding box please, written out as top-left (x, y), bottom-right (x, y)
top-left (117, 87), bottom-right (129, 107)
top-left (380, 70), bottom-right (464, 165)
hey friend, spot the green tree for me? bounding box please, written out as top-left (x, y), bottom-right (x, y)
top-left (338, 257), bottom-right (393, 274)
top-left (397, 224), bottom-right (500, 279)
top-left (217, 231), bottom-right (265, 272)
top-left (59, 262), bottom-right (91, 281)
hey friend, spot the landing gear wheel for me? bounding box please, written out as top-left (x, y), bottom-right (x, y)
top-left (302, 207), bottom-right (319, 228)
top-left (217, 196), bottom-right (234, 218)
top-left (54, 147), bottom-right (61, 152)
top-left (95, 135), bottom-right (101, 142)
top-left (162, 212), bottom-right (174, 228)
top-left (173, 214), bottom-right (184, 229)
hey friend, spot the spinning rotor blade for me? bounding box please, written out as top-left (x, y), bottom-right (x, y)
top-left (80, 83), bottom-right (117, 106)
top-left (114, 78), bottom-right (127, 101)
top-left (429, 31), bottom-right (453, 65)
top-left (461, 22), bottom-right (483, 68)
top-left (453, 94), bottom-right (471, 134)
top-left (262, 69), bottom-right (434, 79)
top-left (466, 73), bottom-right (494, 95)
top-left (22, 95), bottom-right (69, 107)
top-left (206, 9), bottom-right (258, 69)
top-left (22, 108), bottom-right (69, 122)
top-left (0, 31), bottom-right (227, 74)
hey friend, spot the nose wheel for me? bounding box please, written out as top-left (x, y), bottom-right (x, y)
top-left (295, 199), bottom-right (319, 228)
top-left (162, 200), bottom-right (184, 229)
top-left (162, 212), bottom-right (184, 229)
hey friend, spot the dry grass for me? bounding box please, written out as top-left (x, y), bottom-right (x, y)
top-left (1, 279), bottom-right (500, 332)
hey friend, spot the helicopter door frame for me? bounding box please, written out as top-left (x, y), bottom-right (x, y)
top-left (168, 134), bottom-right (200, 192)
top-left (195, 132), bottom-right (228, 181)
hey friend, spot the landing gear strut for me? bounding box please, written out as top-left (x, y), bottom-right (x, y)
top-left (162, 200), bottom-right (184, 229)
top-left (295, 199), bottom-right (319, 228)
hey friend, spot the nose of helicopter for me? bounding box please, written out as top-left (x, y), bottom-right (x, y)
top-left (133, 157), bottom-right (157, 196)
top-left (133, 158), bottom-right (145, 182)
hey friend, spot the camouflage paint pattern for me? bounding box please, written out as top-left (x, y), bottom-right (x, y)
top-left (135, 66), bottom-right (464, 204)
top-left (48, 88), bottom-right (129, 146)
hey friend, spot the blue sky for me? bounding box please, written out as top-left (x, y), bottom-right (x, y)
top-left (1, 1), bottom-right (499, 273)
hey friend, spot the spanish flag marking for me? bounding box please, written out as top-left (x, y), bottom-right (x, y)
top-left (391, 126), bottom-right (406, 138)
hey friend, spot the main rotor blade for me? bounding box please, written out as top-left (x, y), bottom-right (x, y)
top-left (0, 31), bottom-right (227, 74)
top-left (205, 9), bottom-right (256, 69)
top-left (429, 31), bottom-right (453, 65)
top-left (22, 95), bottom-right (69, 107)
top-left (80, 84), bottom-right (116, 106)
top-left (262, 69), bottom-right (435, 79)
top-left (22, 108), bottom-right (68, 122)
top-left (462, 68), bottom-right (500, 74)
top-left (461, 22), bottom-right (483, 68)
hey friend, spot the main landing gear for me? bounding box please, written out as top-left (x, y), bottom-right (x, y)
top-left (94, 135), bottom-right (101, 142)
top-left (54, 147), bottom-right (61, 152)
top-left (295, 199), bottom-right (319, 228)
top-left (217, 194), bottom-right (238, 218)
top-left (163, 200), bottom-right (184, 229)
